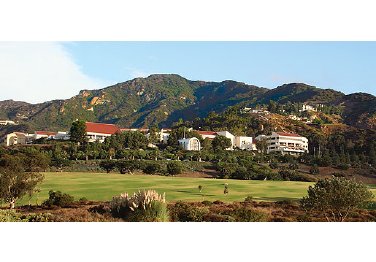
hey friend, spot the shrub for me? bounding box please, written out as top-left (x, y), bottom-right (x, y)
top-left (89, 204), bottom-right (111, 215)
top-left (99, 160), bottom-right (116, 173)
top-left (278, 169), bottom-right (315, 182)
top-left (301, 177), bottom-right (374, 222)
top-left (142, 162), bottom-right (163, 175)
top-left (166, 162), bottom-right (183, 176)
top-left (79, 197), bottom-right (88, 203)
top-left (203, 213), bottom-right (236, 222)
top-left (43, 190), bottom-right (75, 207)
top-left (309, 164), bottom-right (320, 175)
top-left (337, 163), bottom-right (350, 170)
top-left (296, 213), bottom-right (312, 222)
top-left (244, 195), bottom-right (254, 203)
top-left (288, 162), bottom-right (299, 170)
top-left (110, 190), bottom-right (168, 222)
top-left (23, 213), bottom-right (53, 222)
top-left (0, 210), bottom-right (27, 222)
top-left (117, 160), bottom-right (140, 174)
top-left (0, 208), bottom-right (51, 222)
top-left (169, 201), bottom-right (209, 222)
top-left (230, 205), bottom-right (268, 222)
top-left (269, 162), bottom-right (279, 169)
top-left (201, 200), bottom-right (213, 206)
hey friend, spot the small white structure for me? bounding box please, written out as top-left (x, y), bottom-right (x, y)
top-left (53, 131), bottom-right (70, 140)
top-left (300, 104), bottom-right (316, 112)
top-left (5, 132), bottom-right (29, 146)
top-left (216, 131), bottom-right (235, 150)
top-left (234, 136), bottom-right (255, 150)
top-left (0, 120), bottom-right (17, 125)
top-left (34, 131), bottom-right (58, 140)
top-left (240, 107), bottom-right (269, 114)
top-left (256, 132), bottom-right (308, 155)
top-left (178, 137), bottom-right (201, 151)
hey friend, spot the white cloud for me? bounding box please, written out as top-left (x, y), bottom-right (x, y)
top-left (124, 66), bottom-right (150, 79)
top-left (0, 42), bottom-right (104, 104)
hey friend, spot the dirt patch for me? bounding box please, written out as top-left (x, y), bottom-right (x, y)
top-left (298, 164), bottom-right (376, 184)
top-left (176, 168), bottom-right (219, 178)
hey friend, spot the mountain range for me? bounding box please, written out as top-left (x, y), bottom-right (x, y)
top-left (0, 74), bottom-right (375, 132)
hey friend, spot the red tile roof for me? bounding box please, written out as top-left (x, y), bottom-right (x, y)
top-left (35, 131), bottom-right (58, 136)
top-left (120, 128), bottom-right (149, 133)
top-left (86, 122), bottom-right (120, 135)
top-left (276, 132), bottom-right (301, 137)
top-left (197, 131), bottom-right (217, 136)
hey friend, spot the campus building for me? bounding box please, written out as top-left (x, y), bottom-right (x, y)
top-left (256, 132), bottom-right (309, 155)
top-left (178, 137), bottom-right (201, 151)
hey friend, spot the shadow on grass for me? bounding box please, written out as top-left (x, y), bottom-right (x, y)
top-left (176, 190), bottom-right (216, 197)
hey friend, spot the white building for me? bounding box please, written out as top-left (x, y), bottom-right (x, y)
top-left (234, 136), bottom-right (256, 150)
top-left (216, 131), bottom-right (235, 150)
top-left (53, 131), bottom-right (70, 140)
top-left (160, 129), bottom-right (171, 144)
top-left (0, 120), bottom-right (17, 125)
top-left (5, 132), bottom-right (30, 146)
top-left (178, 137), bottom-right (201, 151)
top-left (256, 132), bottom-right (308, 155)
top-left (34, 131), bottom-right (58, 140)
top-left (240, 107), bottom-right (269, 114)
top-left (146, 128), bottom-right (171, 144)
top-left (300, 104), bottom-right (316, 112)
top-left (86, 122), bottom-right (120, 143)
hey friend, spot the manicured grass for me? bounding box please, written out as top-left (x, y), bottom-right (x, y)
top-left (17, 172), bottom-right (376, 206)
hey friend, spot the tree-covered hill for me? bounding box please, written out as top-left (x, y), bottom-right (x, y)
top-left (0, 74), bottom-right (375, 132)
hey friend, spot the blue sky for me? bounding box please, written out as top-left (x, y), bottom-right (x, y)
top-left (64, 41), bottom-right (376, 94)
top-left (1, 42), bottom-right (375, 103)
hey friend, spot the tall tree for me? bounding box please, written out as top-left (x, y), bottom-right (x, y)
top-left (70, 120), bottom-right (87, 145)
top-left (212, 135), bottom-right (232, 151)
top-left (0, 155), bottom-right (44, 209)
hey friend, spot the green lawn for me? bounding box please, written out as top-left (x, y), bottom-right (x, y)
top-left (16, 172), bottom-right (376, 206)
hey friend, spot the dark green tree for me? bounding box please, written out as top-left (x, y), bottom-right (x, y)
top-left (70, 120), bottom-right (87, 144)
top-left (167, 162), bottom-right (183, 176)
top-left (212, 135), bottom-right (232, 151)
top-left (99, 160), bottom-right (116, 173)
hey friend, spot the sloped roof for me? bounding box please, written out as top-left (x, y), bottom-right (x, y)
top-left (86, 122), bottom-right (120, 135)
top-left (197, 131), bottom-right (217, 136)
top-left (35, 131), bottom-right (58, 136)
top-left (276, 132), bottom-right (301, 137)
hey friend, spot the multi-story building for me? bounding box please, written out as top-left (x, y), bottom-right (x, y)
top-left (256, 132), bottom-right (308, 155)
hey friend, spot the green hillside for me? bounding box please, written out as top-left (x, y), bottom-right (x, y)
top-left (0, 74), bottom-right (375, 133)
